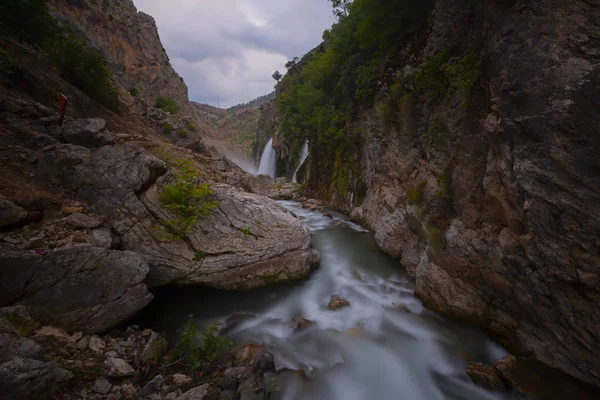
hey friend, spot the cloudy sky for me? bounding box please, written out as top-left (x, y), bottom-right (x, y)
top-left (133, 0), bottom-right (333, 108)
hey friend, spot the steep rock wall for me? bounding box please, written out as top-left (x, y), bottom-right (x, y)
top-left (301, 0), bottom-right (600, 389)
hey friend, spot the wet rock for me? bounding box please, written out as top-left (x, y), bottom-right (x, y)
top-left (0, 357), bottom-right (72, 400)
top-left (66, 213), bottom-right (103, 229)
top-left (0, 196), bottom-right (28, 228)
top-left (104, 357), bottom-right (135, 377)
top-left (93, 376), bottom-right (112, 395)
top-left (139, 374), bottom-right (163, 397)
top-left (291, 317), bottom-right (316, 330)
top-left (88, 335), bottom-right (106, 353)
top-left (0, 245), bottom-right (153, 333)
top-left (220, 366), bottom-right (253, 391)
top-left (328, 296), bottom-right (351, 311)
top-left (177, 384), bottom-right (209, 400)
top-left (63, 118), bottom-right (116, 148)
top-left (221, 313), bottom-right (257, 335)
top-left (466, 361), bottom-right (508, 392)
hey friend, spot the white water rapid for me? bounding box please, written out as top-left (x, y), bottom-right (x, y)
top-left (137, 202), bottom-right (513, 400)
top-left (257, 138), bottom-right (277, 178)
top-left (292, 140), bottom-right (309, 183)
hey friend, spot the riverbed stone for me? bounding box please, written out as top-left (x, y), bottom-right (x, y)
top-left (328, 296), bottom-right (351, 311)
top-left (466, 361), bottom-right (507, 392)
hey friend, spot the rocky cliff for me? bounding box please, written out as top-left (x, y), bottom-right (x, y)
top-left (275, 0), bottom-right (600, 391)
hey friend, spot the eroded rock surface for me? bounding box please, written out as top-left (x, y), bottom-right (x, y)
top-left (37, 142), bottom-right (320, 289)
top-left (0, 244), bottom-right (152, 333)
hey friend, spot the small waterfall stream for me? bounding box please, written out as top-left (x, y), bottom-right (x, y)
top-left (292, 140), bottom-right (309, 183)
top-left (258, 138), bottom-right (277, 178)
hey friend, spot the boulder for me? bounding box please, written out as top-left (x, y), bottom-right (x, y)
top-left (66, 213), bottom-right (103, 229)
top-left (0, 357), bottom-right (72, 400)
top-left (328, 296), bottom-right (351, 311)
top-left (62, 118), bottom-right (116, 148)
top-left (0, 196), bottom-right (27, 228)
top-left (32, 326), bottom-right (74, 349)
top-left (91, 228), bottom-right (113, 249)
top-left (171, 373), bottom-right (192, 389)
top-left (0, 334), bottom-right (42, 363)
top-left (140, 331), bottom-right (166, 363)
top-left (104, 357), bottom-right (135, 377)
top-left (38, 143), bottom-right (321, 289)
top-left (0, 244), bottom-right (153, 333)
top-left (88, 335), bottom-right (106, 353)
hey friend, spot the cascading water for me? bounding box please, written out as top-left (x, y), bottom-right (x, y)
top-left (292, 140), bottom-right (309, 183)
top-left (257, 138), bottom-right (277, 178)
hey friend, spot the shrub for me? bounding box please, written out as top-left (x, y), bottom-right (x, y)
top-left (376, 99), bottom-right (394, 126)
top-left (445, 52), bottom-right (480, 105)
top-left (185, 121), bottom-right (196, 131)
top-left (157, 159), bottom-right (218, 240)
top-left (129, 87), bottom-right (139, 96)
top-left (415, 52), bottom-right (451, 100)
top-left (176, 315), bottom-right (236, 371)
top-left (163, 123), bottom-right (173, 134)
top-left (155, 96), bottom-right (180, 114)
top-left (176, 128), bottom-right (187, 137)
top-left (0, 0), bottom-right (58, 46)
top-left (241, 226), bottom-right (252, 238)
top-left (51, 28), bottom-right (118, 111)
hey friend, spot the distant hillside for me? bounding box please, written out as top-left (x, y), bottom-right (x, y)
top-left (193, 93), bottom-right (274, 158)
top-left (227, 92), bottom-right (275, 112)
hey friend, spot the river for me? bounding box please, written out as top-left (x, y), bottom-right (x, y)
top-left (135, 201), bottom-right (514, 399)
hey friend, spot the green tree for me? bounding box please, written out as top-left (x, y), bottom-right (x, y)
top-left (155, 96), bottom-right (180, 114)
top-left (272, 70), bottom-right (283, 83)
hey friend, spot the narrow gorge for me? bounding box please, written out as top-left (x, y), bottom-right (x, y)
top-left (0, 0), bottom-right (598, 399)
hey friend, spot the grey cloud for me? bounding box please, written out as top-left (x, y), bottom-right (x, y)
top-left (133, 0), bottom-right (333, 107)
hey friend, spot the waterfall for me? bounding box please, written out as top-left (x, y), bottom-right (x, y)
top-left (292, 140), bottom-right (309, 183)
top-left (257, 138), bottom-right (277, 178)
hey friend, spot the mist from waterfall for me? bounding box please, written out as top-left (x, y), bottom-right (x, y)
top-left (292, 140), bottom-right (309, 183)
top-left (257, 138), bottom-right (277, 178)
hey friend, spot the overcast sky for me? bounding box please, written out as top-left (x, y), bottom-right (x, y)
top-left (132, 0), bottom-right (333, 108)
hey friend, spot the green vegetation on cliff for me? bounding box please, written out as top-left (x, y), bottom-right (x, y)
top-left (277, 0), bottom-right (433, 197)
top-left (0, 0), bottom-right (119, 110)
top-left (157, 159), bottom-right (218, 240)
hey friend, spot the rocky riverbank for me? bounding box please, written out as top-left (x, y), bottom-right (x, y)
top-left (0, 305), bottom-right (302, 400)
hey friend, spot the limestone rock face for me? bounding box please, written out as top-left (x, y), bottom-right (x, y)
top-left (0, 244), bottom-right (153, 333)
top-left (37, 142), bottom-right (320, 289)
top-left (288, 0), bottom-right (600, 389)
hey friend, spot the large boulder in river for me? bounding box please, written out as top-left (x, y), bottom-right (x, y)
top-left (37, 143), bottom-right (320, 289)
top-left (0, 244), bottom-right (153, 333)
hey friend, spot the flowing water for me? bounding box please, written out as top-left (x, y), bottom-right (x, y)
top-left (292, 140), bottom-right (309, 183)
top-left (257, 138), bottom-right (277, 178)
top-left (137, 201), bottom-right (513, 400)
